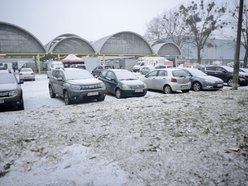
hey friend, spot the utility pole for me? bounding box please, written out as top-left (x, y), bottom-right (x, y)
top-left (233, 0), bottom-right (244, 90)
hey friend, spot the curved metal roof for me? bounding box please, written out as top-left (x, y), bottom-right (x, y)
top-left (0, 22), bottom-right (45, 53)
top-left (45, 34), bottom-right (95, 54)
top-left (152, 42), bottom-right (181, 56)
top-left (93, 31), bottom-right (154, 55)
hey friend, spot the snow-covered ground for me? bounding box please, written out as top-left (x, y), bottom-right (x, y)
top-left (0, 74), bottom-right (248, 185)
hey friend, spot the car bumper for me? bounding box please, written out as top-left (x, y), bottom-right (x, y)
top-left (171, 83), bottom-right (191, 91)
top-left (121, 89), bottom-right (147, 98)
top-left (19, 75), bottom-right (35, 80)
top-left (202, 82), bottom-right (224, 90)
top-left (239, 78), bottom-right (248, 86)
top-left (68, 89), bottom-right (106, 102)
top-left (0, 96), bottom-right (23, 108)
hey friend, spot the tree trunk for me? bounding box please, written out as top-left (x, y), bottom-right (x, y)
top-left (197, 46), bottom-right (201, 64)
top-left (233, 0), bottom-right (244, 90)
top-left (243, 48), bottom-right (248, 68)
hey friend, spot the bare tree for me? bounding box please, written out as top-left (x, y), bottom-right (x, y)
top-left (233, 0), bottom-right (244, 90)
top-left (145, 9), bottom-right (188, 48)
top-left (179, 0), bottom-right (227, 64)
top-left (230, 1), bottom-right (248, 68)
top-left (144, 17), bottom-right (166, 42)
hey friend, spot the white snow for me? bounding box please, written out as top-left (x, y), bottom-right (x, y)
top-left (0, 74), bottom-right (248, 185)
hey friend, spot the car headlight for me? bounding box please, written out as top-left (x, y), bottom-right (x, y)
top-left (70, 85), bottom-right (81, 90)
top-left (9, 90), bottom-right (18, 96)
top-left (121, 84), bottom-right (131, 90)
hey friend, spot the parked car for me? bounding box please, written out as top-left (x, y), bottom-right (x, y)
top-left (201, 65), bottom-right (248, 86)
top-left (19, 68), bottom-right (35, 81)
top-left (132, 61), bottom-right (144, 72)
top-left (0, 70), bottom-right (24, 110)
top-left (240, 68), bottom-right (248, 73)
top-left (141, 68), bottom-right (191, 94)
top-left (48, 68), bottom-right (106, 105)
top-left (154, 64), bottom-right (173, 69)
top-left (99, 69), bottom-right (147, 98)
top-left (140, 66), bottom-right (151, 75)
top-left (91, 65), bottom-right (112, 77)
top-left (181, 68), bottom-right (224, 91)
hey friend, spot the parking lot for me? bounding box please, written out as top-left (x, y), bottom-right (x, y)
top-left (0, 73), bottom-right (248, 185)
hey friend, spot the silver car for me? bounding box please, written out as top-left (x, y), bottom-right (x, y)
top-left (19, 68), bottom-right (35, 81)
top-left (141, 68), bottom-right (191, 94)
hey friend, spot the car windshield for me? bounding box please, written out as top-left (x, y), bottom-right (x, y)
top-left (20, 68), bottom-right (32, 72)
top-left (0, 74), bottom-right (16, 84)
top-left (172, 70), bottom-right (188, 77)
top-left (115, 70), bottom-right (138, 80)
top-left (222, 66), bottom-right (233, 72)
top-left (187, 69), bottom-right (207, 76)
top-left (65, 70), bottom-right (93, 80)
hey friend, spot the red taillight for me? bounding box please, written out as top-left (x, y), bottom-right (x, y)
top-left (171, 78), bottom-right (177, 82)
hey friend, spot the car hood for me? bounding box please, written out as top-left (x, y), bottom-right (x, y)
top-left (120, 79), bottom-right (144, 86)
top-left (240, 72), bottom-right (248, 76)
top-left (0, 83), bottom-right (18, 91)
top-left (67, 78), bottom-right (102, 85)
top-left (197, 75), bottom-right (223, 82)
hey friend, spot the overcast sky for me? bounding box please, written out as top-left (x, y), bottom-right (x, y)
top-left (1, 0), bottom-right (230, 44)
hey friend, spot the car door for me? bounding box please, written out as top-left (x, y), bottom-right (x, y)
top-left (51, 70), bottom-right (59, 94)
top-left (105, 71), bottom-right (118, 94)
top-left (56, 71), bottom-right (65, 96)
top-left (144, 70), bottom-right (158, 90)
top-left (154, 70), bottom-right (169, 90)
top-left (215, 66), bottom-right (228, 82)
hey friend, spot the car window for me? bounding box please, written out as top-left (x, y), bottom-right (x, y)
top-left (146, 70), bottom-right (158, 77)
top-left (52, 70), bottom-right (59, 78)
top-left (58, 71), bottom-right (65, 80)
top-left (206, 66), bottom-right (216, 71)
top-left (98, 66), bottom-right (103, 70)
top-left (172, 70), bottom-right (188, 77)
top-left (106, 71), bottom-right (116, 80)
top-left (216, 67), bottom-right (224, 72)
top-left (158, 70), bottom-right (167, 76)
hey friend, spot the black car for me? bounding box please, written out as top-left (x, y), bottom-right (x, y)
top-left (92, 65), bottom-right (112, 77)
top-left (181, 68), bottom-right (224, 91)
top-left (0, 71), bottom-right (24, 110)
top-left (201, 65), bottom-right (248, 86)
top-left (48, 68), bottom-right (106, 105)
top-left (98, 69), bottom-right (147, 98)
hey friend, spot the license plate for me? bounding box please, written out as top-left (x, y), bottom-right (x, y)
top-left (135, 89), bottom-right (143, 93)
top-left (181, 85), bottom-right (188, 89)
top-left (87, 92), bottom-right (99, 96)
top-left (217, 84), bottom-right (223, 87)
top-left (0, 99), bottom-right (4, 104)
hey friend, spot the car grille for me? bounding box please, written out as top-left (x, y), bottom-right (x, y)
top-left (81, 84), bottom-right (102, 90)
top-left (0, 91), bottom-right (9, 97)
top-left (130, 85), bottom-right (144, 90)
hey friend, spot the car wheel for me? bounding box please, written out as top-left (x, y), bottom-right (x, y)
top-left (97, 94), bottom-right (105, 101)
top-left (115, 89), bottom-right (122, 99)
top-left (49, 86), bottom-right (56, 98)
top-left (163, 85), bottom-right (172, 94)
top-left (227, 78), bottom-right (233, 86)
top-left (64, 91), bottom-right (71, 105)
top-left (192, 82), bottom-right (202, 91)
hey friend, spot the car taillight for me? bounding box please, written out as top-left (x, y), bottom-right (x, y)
top-left (171, 78), bottom-right (177, 82)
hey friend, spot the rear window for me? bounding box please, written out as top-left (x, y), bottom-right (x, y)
top-left (172, 70), bottom-right (188, 77)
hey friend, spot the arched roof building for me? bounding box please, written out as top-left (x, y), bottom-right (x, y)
top-left (93, 31), bottom-right (153, 56)
top-left (152, 42), bottom-right (181, 57)
top-left (45, 34), bottom-right (95, 54)
top-left (0, 22), bottom-right (45, 53)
